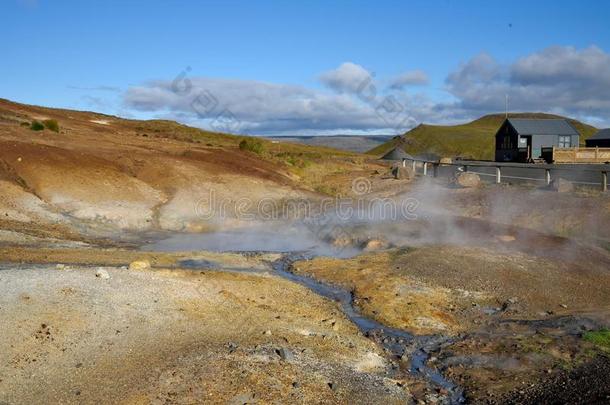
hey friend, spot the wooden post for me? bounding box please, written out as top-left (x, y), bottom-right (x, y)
top-left (495, 166), bottom-right (501, 184)
top-left (433, 163), bottom-right (439, 178)
top-left (402, 159), bottom-right (406, 168)
top-left (545, 169), bottom-right (551, 185)
top-left (412, 160), bottom-right (416, 172)
top-left (423, 162), bottom-right (428, 176)
top-left (602, 171), bottom-right (608, 192)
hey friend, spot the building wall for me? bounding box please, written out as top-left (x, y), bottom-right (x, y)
top-left (495, 121), bottom-right (519, 161)
top-left (529, 134), bottom-right (579, 158)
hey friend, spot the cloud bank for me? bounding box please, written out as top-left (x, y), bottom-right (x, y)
top-left (122, 45), bottom-right (610, 134)
top-left (446, 46), bottom-right (610, 123)
top-left (388, 70), bottom-right (429, 89)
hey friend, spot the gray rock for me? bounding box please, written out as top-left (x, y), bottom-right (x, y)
top-left (276, 347), bottom-right (294, 362)
top-left (228, 392), bottom-right (256, 404)
top-left (95, 268), bottom-right (110, 280)
top-left (391, 165), bottom-right (415, 180)
top-left (453, 172), bottom-right (481, 188)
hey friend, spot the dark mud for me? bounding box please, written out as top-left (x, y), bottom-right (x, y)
top-left (495, 354), bottom-right (610, 404)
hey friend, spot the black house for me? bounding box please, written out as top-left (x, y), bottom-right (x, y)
top-left (495, 118), bottom-right (580, 162)
top-left (585, 129), bottom-right (610, 148)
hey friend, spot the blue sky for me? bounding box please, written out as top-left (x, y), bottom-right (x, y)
top-left (3, 0), bottom-right (610, 134)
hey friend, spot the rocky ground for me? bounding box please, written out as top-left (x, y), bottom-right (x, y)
top-left (2, 99), bottom-right (610, 403)
top-left (292, 213), bottom-right (610, 402)
top-left (0, 257), bottom-right (411, 404)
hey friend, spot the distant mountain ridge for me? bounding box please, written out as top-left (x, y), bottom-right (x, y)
top-left (266, 134), bottom-right (393, 153)
top-left (367, 113), bottom-right (598, 160)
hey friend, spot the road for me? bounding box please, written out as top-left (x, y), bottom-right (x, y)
top-left (410, 160), bottom-right (610, 187)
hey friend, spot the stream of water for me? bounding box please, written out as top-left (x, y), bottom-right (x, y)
top-left (174, 251), bottom-right (465, 403)
top-left (146, 222), bottom-right (464, 403)
top-left (270, 253), bottom-right (465, 404)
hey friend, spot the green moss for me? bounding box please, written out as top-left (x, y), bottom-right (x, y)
top-left (30, 120), bottom-right (44, 131)
top-left (583, 329), bottom-right (610, 351)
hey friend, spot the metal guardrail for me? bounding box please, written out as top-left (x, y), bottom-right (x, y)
top-left (401, 157), bottom-right (608, 191)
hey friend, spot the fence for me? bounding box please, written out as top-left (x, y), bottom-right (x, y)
top-left (551, 146), bottom-right (610, 164)
top-left (401, 157), bottom-right (609, 192)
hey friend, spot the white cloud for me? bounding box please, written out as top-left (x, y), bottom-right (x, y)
top-left (124, 76), bottom-right (399, 134)
top-left (121, 46), bottom-right (610, 135)
top-left (446, 46), bottom-right (610, 123)
top-left (318, 62), bottom-right (373, 94)
top-left (388, 70), bottom-right (429, 89)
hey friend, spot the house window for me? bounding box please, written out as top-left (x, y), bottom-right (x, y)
top-left (558, 136), bottom-right (571, 148)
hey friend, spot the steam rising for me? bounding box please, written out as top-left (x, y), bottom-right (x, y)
top-left (144, 178), bottom-right (610, 264)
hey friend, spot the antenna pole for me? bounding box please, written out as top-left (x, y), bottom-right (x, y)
top-left (505, 94), bottom-right (509, 118)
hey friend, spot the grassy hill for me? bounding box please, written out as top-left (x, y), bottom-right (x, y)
top-left (367, 113), bottom-right (598, 160)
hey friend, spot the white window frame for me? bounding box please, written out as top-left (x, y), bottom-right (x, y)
top-left (558, 135), bottom-right (571, 148)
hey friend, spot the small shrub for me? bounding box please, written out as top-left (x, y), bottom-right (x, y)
top-left (239, 138), bottom-right (265, 155)
top-left (43, 119), bottom-right (59, 132)
top-left (30, 120), bottom-right (44, 131)
top-left (583, 329), bottom-right (610, 351)
top-left (314, 184), bottom-right (337, 196)
top-left (20, 121), bottom-right (30, 127)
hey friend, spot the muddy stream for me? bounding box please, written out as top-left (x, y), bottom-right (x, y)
top-left (270, 252), bottom-right (465, 404)
top-left (146, 223), bottom-right (466, 403)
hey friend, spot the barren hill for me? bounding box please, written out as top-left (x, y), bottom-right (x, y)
top-left (0, 98), bottom-right (380, 239)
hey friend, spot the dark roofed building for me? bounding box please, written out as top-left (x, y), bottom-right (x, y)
top-left (585, 129), bottom-right (610, 148)
top-left (381, 146), bottom-right (413, 161)
top-left (495, 118), bottom-right (580, 162)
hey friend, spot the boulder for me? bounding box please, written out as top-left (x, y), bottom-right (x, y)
top-left (95, 268), bottom-right (111, 279)
top-left (276, 347), bottom-right (294, 362)
top-left (391, 165), bottom-right (414, 180)
top-left (549, 178), bottom-right (574, 193)
top-left (439, 157), bottom-right (452, 165)
top-left (129, 260), bottom-right (151, 271)
top-left (453, 172), bottom-right (481, 188)
top-left (330, 235), bottom-right (353, 248)
top-left (362, 238), bottom-right (388, 251)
